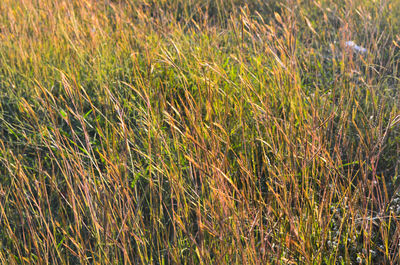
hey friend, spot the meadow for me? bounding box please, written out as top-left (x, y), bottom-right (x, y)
top-left (0, 0), bottom-right (400, 264)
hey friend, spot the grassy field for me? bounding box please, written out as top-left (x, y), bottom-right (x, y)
top-left (0, 0), bottom-right (399, 264)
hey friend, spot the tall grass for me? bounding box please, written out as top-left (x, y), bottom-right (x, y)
top-left (0, 0), bottom-right (399, 264)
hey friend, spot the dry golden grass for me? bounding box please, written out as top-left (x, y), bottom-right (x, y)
top-left (0, 0), bottom-right (399, 264)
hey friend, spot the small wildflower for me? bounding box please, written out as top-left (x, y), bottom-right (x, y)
top-left (345, 41), bottom-right (367, 54)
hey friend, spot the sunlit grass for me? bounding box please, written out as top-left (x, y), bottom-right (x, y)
top-left (0, 0), bottom-right (399, 264)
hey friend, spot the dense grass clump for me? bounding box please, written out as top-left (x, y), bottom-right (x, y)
top-left (0, 0), bottom-right (400, 264)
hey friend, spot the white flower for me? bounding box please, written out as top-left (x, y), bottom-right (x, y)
top-left (345, 41), bottom-right (367, 54)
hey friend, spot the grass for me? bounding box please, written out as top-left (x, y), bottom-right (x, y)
top-left (0, 0), bottom-right (399, 264)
